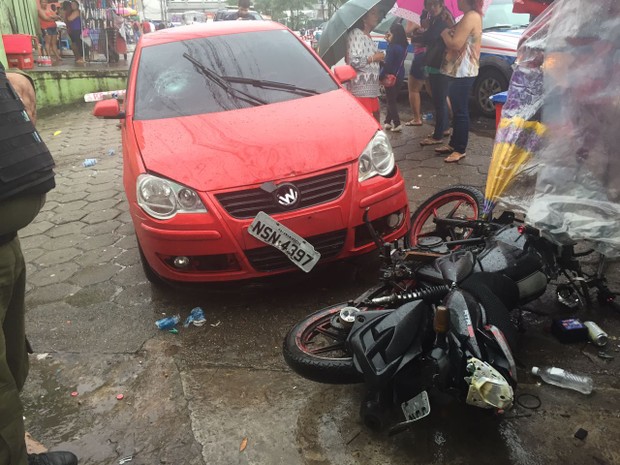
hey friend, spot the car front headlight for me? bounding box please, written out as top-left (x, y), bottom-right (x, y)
top-left (136, 174), bottom-right (207, 220)
top-left (358, 131), bottom-right (395, 182)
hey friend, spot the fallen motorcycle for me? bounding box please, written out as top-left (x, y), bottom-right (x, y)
top-left (282, 185), bottom-right (617, 433)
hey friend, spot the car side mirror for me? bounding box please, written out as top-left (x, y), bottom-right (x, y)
top-left (93, 99), bottom-right (125, 119)
top-left (333, 65), bottom-right (356, 84)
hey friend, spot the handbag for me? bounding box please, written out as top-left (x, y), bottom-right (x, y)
top-left (380, 47), bottom-right (407, 88)
top-left (380, 74), bottom-right (397, 88)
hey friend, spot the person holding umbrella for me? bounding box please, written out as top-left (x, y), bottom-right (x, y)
top-left (345, 5), bottom-right (385, 121)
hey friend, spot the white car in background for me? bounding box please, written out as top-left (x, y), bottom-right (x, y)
top-left (372, 0), bottom-right (530, 117)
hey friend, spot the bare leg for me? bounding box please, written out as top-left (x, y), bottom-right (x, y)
top-left (44, 34), bottom-right (53, 59)
top-left (407, 77), bottom-right (425, 124)
top-left (50, 34), bottom-right (62, 61)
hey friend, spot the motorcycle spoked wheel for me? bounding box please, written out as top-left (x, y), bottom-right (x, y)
top-left (406, 185), bottom-right (485, 247)
top-left (283, 303), bottom-right (363, 384)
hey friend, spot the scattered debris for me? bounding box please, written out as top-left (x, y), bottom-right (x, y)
top-left (155, 315), bottom-right (180, 330)
top-left (239, 437), bottom-right (248, 452)
top-left (36, 353), bottom-right (49, 361)
top-left (210, 321), bottom-right (221, 328)
top-left (168, 328), bottom-right (179, 335)
top-left (108, 148), bottom-right (116, 156)
top-left (53, 130), bottom-right (62, 136)
top-left (551, 318), bottom-right (588, 344)
top-left (116, 394), bottom-right (124, 400)
top-left (584, 321), bottom-right (608, 347)
top-left (411, 185), bottom-right (421, 190)
top-left (598, 351), bottom-right (614, 360)
top-left (70, 391), bottom-right (79, 397)
top-left (574, 428), bottom-right (588, 440)
top-left (83, 158), bottom-right (97, 168)
top-left (346, 430), bottom-right (361, 445)
top-left (184, 307), bottom-right (206, 327)
top-left (118, 456), bottom-right (133, 464)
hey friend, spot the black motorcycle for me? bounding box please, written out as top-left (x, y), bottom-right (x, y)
top-left (282, 185), bottom-right (616, 433)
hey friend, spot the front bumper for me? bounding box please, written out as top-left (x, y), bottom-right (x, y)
top-left (133, 166), bottom-right (410, 282)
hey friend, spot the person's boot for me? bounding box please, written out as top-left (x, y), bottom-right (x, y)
top-left (27, 451), bottom-right (78, 465)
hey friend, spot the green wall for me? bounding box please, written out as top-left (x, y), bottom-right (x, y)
top-left (31, 70), bottom-right (128, 108)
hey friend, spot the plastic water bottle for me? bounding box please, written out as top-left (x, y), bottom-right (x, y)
top-left (83, 158), bottom-right (97, 167)
top-left (155, 315), bottom-right (180, 330)
top-left (183, 307), bottom-right (206, 327)
top-left (531, 366), bottom-right (593, 395)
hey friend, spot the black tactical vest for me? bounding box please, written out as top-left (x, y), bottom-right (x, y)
top-left (0, 62), bottom-right (55, 201)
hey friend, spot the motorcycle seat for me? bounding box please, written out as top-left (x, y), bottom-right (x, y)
top-left (459, 272), bottom-right (519, 350)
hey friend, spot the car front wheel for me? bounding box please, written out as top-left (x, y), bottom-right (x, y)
top-left (473, 68), bottom-right (508, 118)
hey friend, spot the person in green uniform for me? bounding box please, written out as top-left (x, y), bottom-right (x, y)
top-left (0, 64), bottom-right (78, 465)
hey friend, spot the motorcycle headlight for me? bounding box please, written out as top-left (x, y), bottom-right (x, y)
top-left (136, 174), bottom-right (207, 220)
top-left (358, 131), bottom-right (395, 182)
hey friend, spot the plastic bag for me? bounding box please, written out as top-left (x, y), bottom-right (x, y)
top-left (486, 0), bottom-right (620, 257)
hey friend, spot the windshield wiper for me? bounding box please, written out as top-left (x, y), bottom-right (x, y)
top-left (483, 24), bottom-right (524, 31)
top-left (182, 53), bottom-right (266, 107)
top-left (221, 76), bottom-right (320, 96)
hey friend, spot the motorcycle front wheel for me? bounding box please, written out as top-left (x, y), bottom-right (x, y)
top-left (283, 303), bottom-right (363, 384)
top-left (406, 185), bottom-right (484, 247)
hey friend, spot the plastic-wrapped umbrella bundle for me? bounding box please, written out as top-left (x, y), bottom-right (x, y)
top-left (484, 0), bottom-right (620, 257)
top-left (482, 4), bottom-right (554, 218)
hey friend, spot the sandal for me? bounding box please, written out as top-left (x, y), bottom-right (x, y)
top-left (404, 119), bottom-right (423, 126)
top-left (426, 129), bottom-right (452, 138)
top-left (420, 137), bottom-right (443, 146)
top-left (434, 145), bottom-right (453, 154)
top-left (444, 152), bottom-right (466, 163)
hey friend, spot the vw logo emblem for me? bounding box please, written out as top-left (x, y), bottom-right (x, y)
top-left (274, 183), bottom-right (300, 209)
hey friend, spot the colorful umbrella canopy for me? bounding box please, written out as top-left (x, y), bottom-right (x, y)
top-left (392, 0), bottom-right (492, 24)
top-left (112, 7), bottom-right (138, 16)
top-left (318, 0), bottom-right (396, 67)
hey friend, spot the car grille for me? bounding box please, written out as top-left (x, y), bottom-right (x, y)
top-left (215, 169), bottom-right (347, 219)
top-left (245, 229), bottom-right (347, 272)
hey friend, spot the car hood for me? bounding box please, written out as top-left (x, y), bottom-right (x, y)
top-left (482, 29), bottom-right (524, 56)
top-left (132, 90), bottom-right (378, 191)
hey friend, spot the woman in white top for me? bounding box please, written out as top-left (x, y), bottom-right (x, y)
top-left (346, 6), bottom-right (385, 121)
top-left (438, 0), bottom-right (482, 162)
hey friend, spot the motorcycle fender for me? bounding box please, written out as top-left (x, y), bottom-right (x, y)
top-left (348, 300), bottom-right (429, 390)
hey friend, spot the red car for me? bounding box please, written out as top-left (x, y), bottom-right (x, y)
top-left (94, 21), bottom-right (409, 284)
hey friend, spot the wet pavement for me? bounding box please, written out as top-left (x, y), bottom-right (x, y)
top-left (19, 101), bottom-right (620, 465)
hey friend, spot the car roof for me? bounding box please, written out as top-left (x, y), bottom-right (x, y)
top-left (140, 20), bottom-right (283, 47)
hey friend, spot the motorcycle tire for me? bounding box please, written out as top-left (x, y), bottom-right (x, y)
top-left (283, 304), bottom-right (363, 384)
top-left (406, 185), bottom-right (485, 247)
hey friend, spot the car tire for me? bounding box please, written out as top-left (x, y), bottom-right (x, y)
top-left (137, 240), bottom-right (167, 287)
top-left (473, 68), bottom-right (508, 118)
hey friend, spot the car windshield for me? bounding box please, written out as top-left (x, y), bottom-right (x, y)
top-left (483, 0), bottom-right (530, 30)
top-left (134, 29), bottom-right (338, 120)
